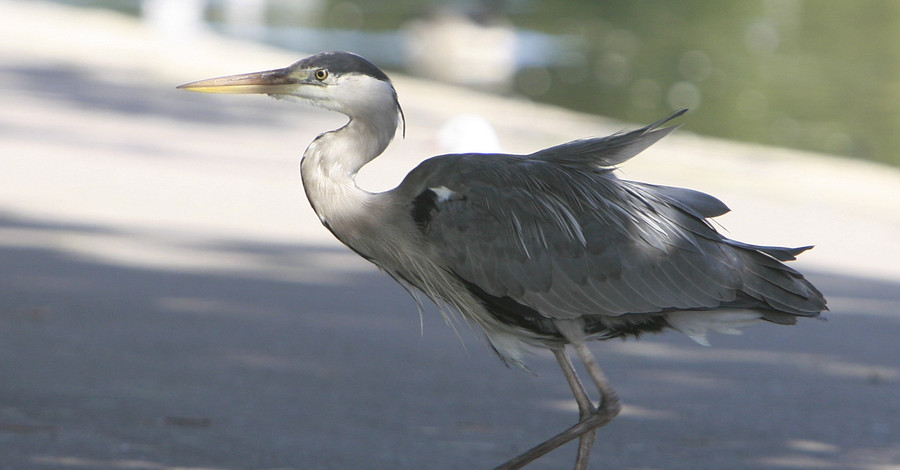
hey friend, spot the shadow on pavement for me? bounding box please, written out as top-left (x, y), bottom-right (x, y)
top-left (2, 212), bottom-right (898, 469)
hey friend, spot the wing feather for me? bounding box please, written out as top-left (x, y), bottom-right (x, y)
top-left (530, 109), bottom-right (687, 168)
top-left (397, 129), bottom-right (825, 332)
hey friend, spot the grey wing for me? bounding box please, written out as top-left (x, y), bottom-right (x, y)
top-left (406, 156), bottom-right (825, 336)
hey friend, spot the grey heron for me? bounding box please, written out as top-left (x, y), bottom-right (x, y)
top-left (178, 51), bottom-right (827, 469)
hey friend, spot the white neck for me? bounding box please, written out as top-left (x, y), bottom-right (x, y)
top-left (299, 106), bottom-right (399, 249)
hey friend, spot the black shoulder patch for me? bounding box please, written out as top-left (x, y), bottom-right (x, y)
top-left (410, 189), bottom-right (438, 232)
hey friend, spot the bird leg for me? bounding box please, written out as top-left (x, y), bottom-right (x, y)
top-left (571, 340), bottom-right (621, 418)
top-left (493, 344), bottom-right (620, 470)
top-left (553, 347), bottom-right (599, 470)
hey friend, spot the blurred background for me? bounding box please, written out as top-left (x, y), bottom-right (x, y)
top-left (53, 0), bottom-right (900, 167)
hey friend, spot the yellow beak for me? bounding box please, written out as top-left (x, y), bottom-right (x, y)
top-left (177, 67), bottom-right (307, 94)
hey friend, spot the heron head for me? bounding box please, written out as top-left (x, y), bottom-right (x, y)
top-left (178, 51), bottom-right (404, 133)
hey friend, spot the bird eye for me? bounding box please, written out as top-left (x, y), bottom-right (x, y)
top-left (315, 69), bottom-right (328, 81)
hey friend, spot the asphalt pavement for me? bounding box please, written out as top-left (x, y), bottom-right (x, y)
top-left (2, 3), bottom-right (899, 469)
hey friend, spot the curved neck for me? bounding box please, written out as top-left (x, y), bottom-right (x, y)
top-left (300, 112), bottom-right (398, 238)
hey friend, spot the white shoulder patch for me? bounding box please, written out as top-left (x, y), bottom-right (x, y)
top-left (430, 185), bottom-right (456, 203)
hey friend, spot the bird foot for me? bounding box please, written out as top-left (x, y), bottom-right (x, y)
top-left (493, 404), bottom-right (618, 470)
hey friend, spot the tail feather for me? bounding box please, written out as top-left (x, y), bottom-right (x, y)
top-left (737, 248), bottom-right (827, 316)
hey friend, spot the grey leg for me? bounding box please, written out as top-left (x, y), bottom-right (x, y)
top-left (493, 344), bottom-right (620, 470)
top-left (554, 348), bottom-right (599, 470)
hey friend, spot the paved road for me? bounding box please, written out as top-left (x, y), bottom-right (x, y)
top-left (2, 3), bottom-right (899, 469)
top-left (2, 215), bottom-right (899, 469)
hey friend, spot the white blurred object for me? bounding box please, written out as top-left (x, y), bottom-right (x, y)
top-left (437, 114), bottom-right (505, 154)
top-left (404, 10), bottom-right (516, 91)
top-left (142, 0), bottom-right (207, 37)
top-left (222, 0), bottom-right (267, 40)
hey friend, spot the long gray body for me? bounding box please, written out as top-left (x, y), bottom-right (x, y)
top-left (325, 112), bottom-right (826, 367)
